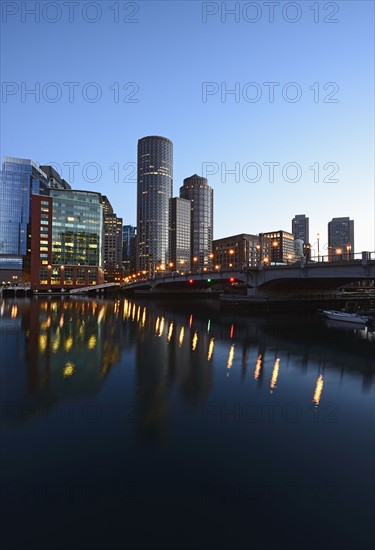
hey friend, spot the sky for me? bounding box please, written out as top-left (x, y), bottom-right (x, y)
top-left (1, 0), bottom-right (374, 255)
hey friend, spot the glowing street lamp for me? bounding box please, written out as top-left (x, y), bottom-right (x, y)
top-left (346, 244), bottom-right (352, 261)
top-left (336, 248), bottom-right (343, 261)
top-left (316, 233), bottom-right (320, 261)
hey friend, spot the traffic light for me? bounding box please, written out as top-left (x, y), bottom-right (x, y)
top-left (229, 277), bottom-right (235, 283)
top-left (189, 279), bottom-right (193, 284)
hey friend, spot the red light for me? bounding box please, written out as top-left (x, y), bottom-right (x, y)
top-left (189, 279), bottom-right (193, 284)
top-left (229, 277), bottom-right (235, 283)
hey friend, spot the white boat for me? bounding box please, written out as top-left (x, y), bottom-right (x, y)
top-left (322, 310), bottom-right (369, 324)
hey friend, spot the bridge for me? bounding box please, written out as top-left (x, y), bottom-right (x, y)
top-left (70, 282), bottom-right (120, 294)
top-left (0, 284), bottom-right (31, 297)
top-left (123, 253), bottom-right (375, 294)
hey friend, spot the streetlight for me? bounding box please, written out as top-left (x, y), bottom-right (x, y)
top-left (193, 257), bottom-right (198, 272)
top-left (316, 233), bottom-right (320, 262)
top-left (336, 248), bottom-right (343, 261)
top-left (346, 244), bottom-right (352, 261)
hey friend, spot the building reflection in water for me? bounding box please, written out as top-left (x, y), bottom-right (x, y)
top-left (1, 296), bottom-right (374, 437)
top-left (1, 297), bottom-right (123, 426)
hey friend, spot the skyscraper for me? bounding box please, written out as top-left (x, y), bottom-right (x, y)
top-left (102, 196), bottom-right (123, 280)
top-left (169, 197), bottom-right (191, 272)
top-left (328, 217), bottom-right (354, 260)
top-left (292, 214), bottom-right (309, 244)
top-left (122, 225), bottom-right (137, 275)
top-left (180, 174), bottom-right (213, 270)
top-left (137, 136), bottom-right (173, 272)
top-left (0, 157), bottom-right (49, 282)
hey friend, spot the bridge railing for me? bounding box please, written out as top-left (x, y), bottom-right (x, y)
top-left (306, 251), bottom-right (374, 263)
top-left (123, 252), bottom-right (375, 286)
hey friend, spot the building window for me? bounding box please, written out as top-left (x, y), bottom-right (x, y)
top-left (39, 267), bottom-right (48, 285)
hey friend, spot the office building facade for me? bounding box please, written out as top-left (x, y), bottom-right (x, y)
top-left (30, 189), bottom-right (104, 290)
top-left (0, 157), bottom-right (50, 283)
top-left (40, 165), bottom-right (71, 190)
top-left (213, 234), bottom-right (271, 270)
top-left (137, 136), bottom-right (173, 272)
top-left (102, 196), bottom-right (123, 281)
top-left (260, 230), bottom-right (295, 264)
top-left (292, 214), bottom-right (309, 244)
top-left (122, 225), bottom-right (137, 275)
top-left (169, 197), bottom-right (191, 272)
top-left (180, 174), bottom-right (213, 270)
top-left (328, 217), bottom-right (354, 260)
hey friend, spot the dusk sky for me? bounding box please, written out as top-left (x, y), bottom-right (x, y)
top-left (1, 0), bottom-right (374, 254)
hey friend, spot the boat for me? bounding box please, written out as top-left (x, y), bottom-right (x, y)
top-left (322, 310), bottom-right (370, 325)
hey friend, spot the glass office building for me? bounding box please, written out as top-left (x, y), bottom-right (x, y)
top-left (0, 157), bottom-right (49, 282)
top-left (49, 189), bottom-right (103, 267)
top-left (137, 136), bottom-right (173, 272)
top-left (180, 174), bottom-right (213, 270)
top-left (31, 189), bottom-right (105, 289)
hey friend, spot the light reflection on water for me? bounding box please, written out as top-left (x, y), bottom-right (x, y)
top-left (0, 296), bottom-right (374, 421)
top-left (1, 296), bottom-right (374, 550)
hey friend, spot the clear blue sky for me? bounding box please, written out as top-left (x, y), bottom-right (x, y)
top-left (1, 0), bottom-right (374, 253)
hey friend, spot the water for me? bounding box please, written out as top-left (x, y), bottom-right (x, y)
top-left (1, 296), bottom-right (374, 550)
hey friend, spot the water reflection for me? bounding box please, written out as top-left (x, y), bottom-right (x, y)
top-left (1, 297), bottom-right (123, 426)
top-left (254, 354), bottom-right (263, 380)
top-left (270, 358), bottom-right (280, 393)
top-left (0, 296), bottom-right (374, 431)
top-left (313, 374), bottom-right (324, 406)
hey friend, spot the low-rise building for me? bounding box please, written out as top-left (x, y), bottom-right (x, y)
top-left (213, 234), bottom-right (271, 270)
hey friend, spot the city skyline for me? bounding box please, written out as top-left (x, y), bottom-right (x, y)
top-left (1, 2), bottom-right (373, 253)
top-left (0, 152), bottom-right (364, 262)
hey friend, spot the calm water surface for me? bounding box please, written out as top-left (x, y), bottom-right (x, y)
top-left (1, 296), bottom-right (374, 550)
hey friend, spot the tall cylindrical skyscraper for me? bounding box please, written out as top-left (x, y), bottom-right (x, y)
top-left (137, 136), bottom-right (173, 272)
top-left (180, 174), bottom-right (213, 270)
